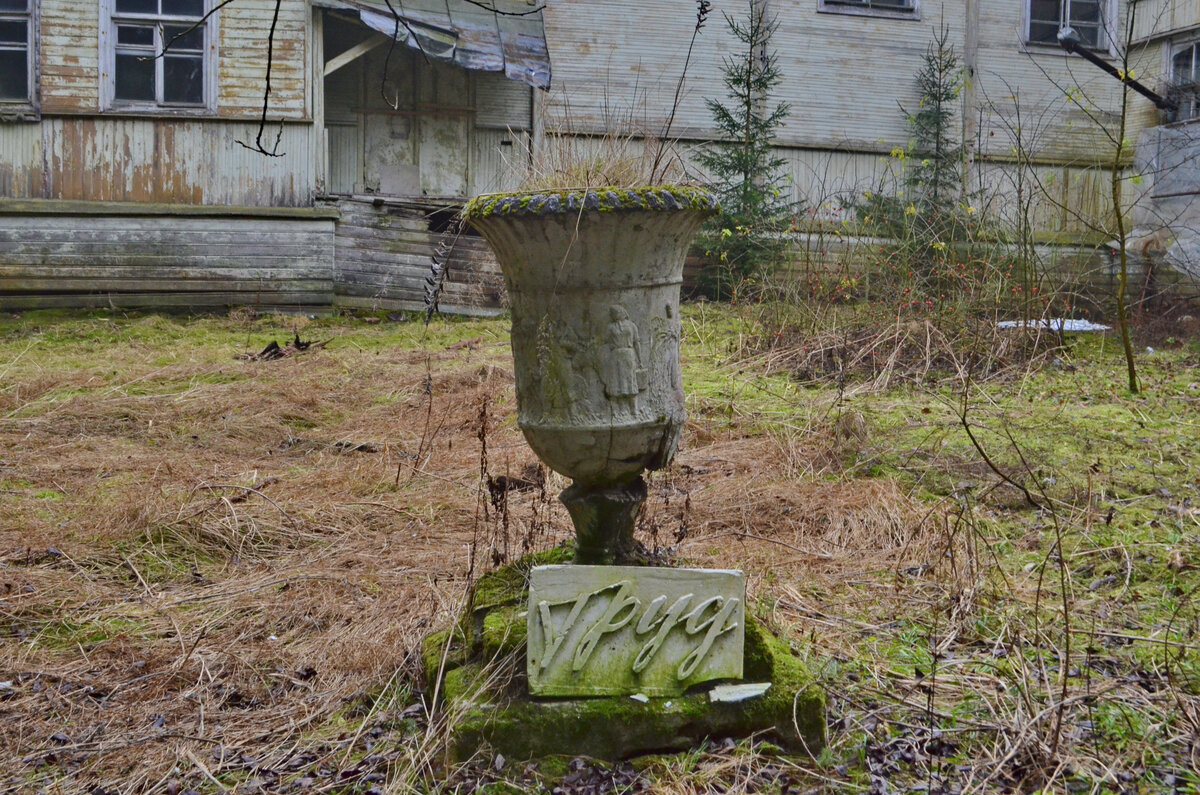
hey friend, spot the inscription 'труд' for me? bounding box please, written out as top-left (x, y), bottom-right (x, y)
top-left (527, 565), bottom-right (745, 697)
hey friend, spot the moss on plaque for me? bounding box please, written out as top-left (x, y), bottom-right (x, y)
top-left (423, 548), bottom-right (826, 763)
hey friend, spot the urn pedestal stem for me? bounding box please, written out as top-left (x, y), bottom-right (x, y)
top-left (560, 478), bottom-right (647, 564)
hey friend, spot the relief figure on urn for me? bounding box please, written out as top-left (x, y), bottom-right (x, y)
top-left (601, 305), bottom-right (646, 420)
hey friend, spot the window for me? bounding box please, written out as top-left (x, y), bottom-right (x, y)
top-left (0, 0), bottom-right (33, 106)
top-left (1170, 41), bottom-right (1200, 122)
top-left (104, 0), bottom-right (213, 110)
top-left (818, 0), bottom-right (918, 19)
top-left (1027, 0), bottom-right (1109, 50)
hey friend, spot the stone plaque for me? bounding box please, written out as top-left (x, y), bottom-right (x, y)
top-left (527, 565), bottom-right (745, 697)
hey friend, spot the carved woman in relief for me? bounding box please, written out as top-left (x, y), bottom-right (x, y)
top-left (602, 305), bottom-right (643, 416)
top-left (650, 303), bottom-right (682, 405)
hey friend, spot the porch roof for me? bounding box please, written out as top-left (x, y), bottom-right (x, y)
top-left (317, 0), bottom-right (551, 90)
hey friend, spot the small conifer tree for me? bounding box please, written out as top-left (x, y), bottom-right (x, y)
top-left (696, 1), bottom-right (792, 299)
top-left (852, 28), bottom-right (966, 287)
top-left (905, 26), bottom-right (962, 215)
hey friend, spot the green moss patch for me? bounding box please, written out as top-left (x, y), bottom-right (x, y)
top-left (462, 186), bottom-right (719, 220)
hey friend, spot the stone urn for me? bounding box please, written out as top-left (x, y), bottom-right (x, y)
top-left (463, 186), bottom-right (718, 564)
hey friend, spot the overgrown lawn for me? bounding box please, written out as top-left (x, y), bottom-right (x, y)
top-left (1, 305), bottom-right (1197, 794)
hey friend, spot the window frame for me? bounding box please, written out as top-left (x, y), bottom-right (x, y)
top-left (1023, 0), bottom-right (1118, 56)
top-left (99, 0), bottom-right (218, 114)
top-left (817, 0), bottom-right (920, 21)
top-left (0, 0), bottom-right (39, 119)
top-left (1168, 38), bottom-right (1200, 124)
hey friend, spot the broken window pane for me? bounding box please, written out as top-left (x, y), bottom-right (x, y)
top-left (1028, 0), bottom-right (1061, 43)
top-left (1071, 0), bottom-right (1100, 23)
top-left (1173, 43), bottom-right (1200, 121)
top-left (1174, 46), bottom-right (1197, 84)
top-left (1069, 0), bottom-right (1103, 47)
top-left (1027, 1), bottom-right (1106, 48)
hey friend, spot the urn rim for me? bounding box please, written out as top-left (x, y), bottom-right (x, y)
top-left (462, 185), bottom-right (719, 221)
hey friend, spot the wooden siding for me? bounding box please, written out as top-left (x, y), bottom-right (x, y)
top-left (40, 0), bottom-right (100, 114)
top-left (542, 0), bottom-right (1151, 161)
top-left (1132, 0), bottom-right (1200, 41)
top-left (541, 0), bottom-right (736, 139)
top-left (972, 161), bottom-right (1121, 240)
top-left (0, 205), bottom-right (336, 310)
top-left (324, 43), bottom-right (533, 199)
top-left (330, 197), bottom-right (505, 315)
top-left (0, 123), bottom-right (42, 199)
top-left (969, 1), bottom-right (1167, 165)
top-left (476, 70), bottom-right (532, 129)
top-left (471, 128), bottom-right (531, 195)
top-left (218, 0), bottom-right (309, 120)
top-left (781, 148), bottom-right (895, 217)
top-left (771, 0), bottom-right (965, 152)
top-left (0, 117), bottom-right (318, 206)
top-left (327, 123), bottom-right (362, 194)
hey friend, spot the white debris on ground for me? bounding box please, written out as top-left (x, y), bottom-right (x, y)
top-left (708, 683), bottom-right (773, 703)
top-left (996, 318), bottom-right (1112, 332)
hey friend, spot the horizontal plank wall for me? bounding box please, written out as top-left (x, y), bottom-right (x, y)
top-left (0, 202), bottom-right (337, 310)
top-left (330, 197), bottom-right (505, 316)
top-left (0, 201), bottom-right (510, 315)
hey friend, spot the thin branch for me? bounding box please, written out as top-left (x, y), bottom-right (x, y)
top-left (379, 0), bottom-right (429, 109)
top-left (459, 0), bottom-right (545, 16)
top-left (424, 213), bottom-right (466, 324)
top-left (236, 0), bottom-right (285, 157)
top-left (157, 0), bottom-right (237, 57)
top-left (650, 0), bottom-right (712, 183)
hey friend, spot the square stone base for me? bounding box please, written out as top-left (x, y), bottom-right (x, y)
top-left (422, 549), bottom-right (825, 763)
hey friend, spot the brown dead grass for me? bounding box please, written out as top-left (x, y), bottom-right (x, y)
top-left (0, 314), bottom-right (940, 794)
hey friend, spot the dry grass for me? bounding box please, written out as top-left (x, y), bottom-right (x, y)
top-left (0, 314), bottom-right (546, 792)
top-left (740, 312), bottom-right (1067, 391)
top-left (2, 309), bottom-right (1198, 793)
top-left (0, 311), bottom-right (932, 793)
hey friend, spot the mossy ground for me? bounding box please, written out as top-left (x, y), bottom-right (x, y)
top-left (1, 304), bottom-right (1198, 792)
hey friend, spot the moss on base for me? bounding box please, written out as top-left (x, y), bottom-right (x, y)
top-left (424, 545), bottom-right (573, 691)
top-left (424, 548), bottom-right (826, 763)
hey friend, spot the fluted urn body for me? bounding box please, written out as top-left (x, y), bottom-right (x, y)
top-left (465, 187), bottom-right (716, 489)
top-left (464, 187), bottom-right (715, 562)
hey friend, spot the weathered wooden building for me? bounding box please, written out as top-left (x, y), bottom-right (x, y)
top-left (0, 0), bottom-right (545, 312)
top-left (0, 0), bottom-right (1195, 312)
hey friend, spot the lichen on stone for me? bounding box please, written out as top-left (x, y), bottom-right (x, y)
top-left (462, 186), bottom-right (719, 220)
